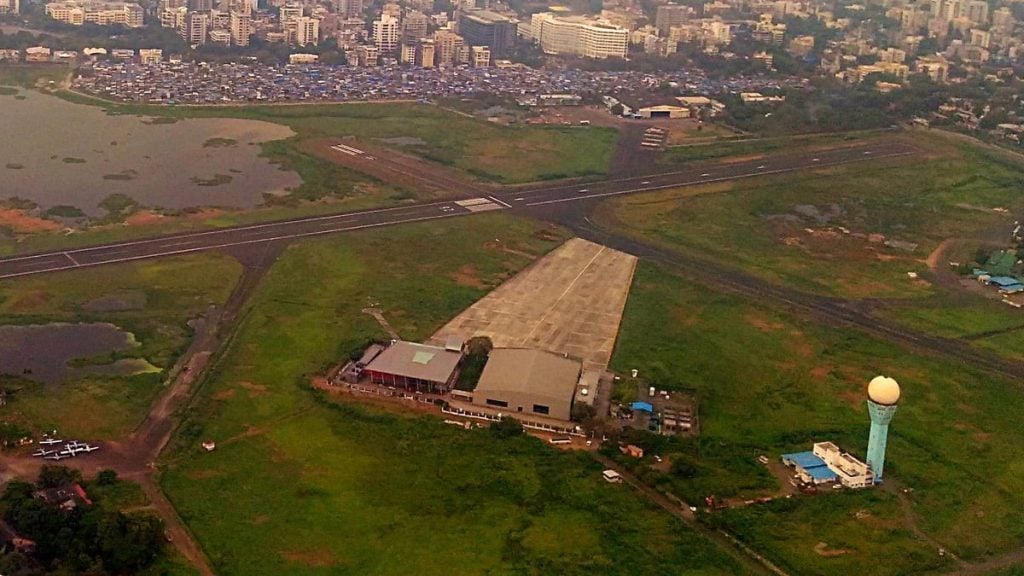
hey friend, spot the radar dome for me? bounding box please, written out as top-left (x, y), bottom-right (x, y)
top-left (867, 376), bottom-right (901, 405)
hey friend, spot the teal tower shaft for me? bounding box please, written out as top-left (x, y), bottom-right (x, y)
top-left (866, 400), bottom-right (898, 482)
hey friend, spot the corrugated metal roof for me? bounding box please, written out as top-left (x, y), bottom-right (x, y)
top-left (365, 341), bottom-right (461, 384)
top-left (475, 348), bottom-right (581, 403)
top-left (782, 451), bottom-right (826, 469)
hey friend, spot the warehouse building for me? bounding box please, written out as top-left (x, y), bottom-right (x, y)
top-left (363, 340), bottom-right (462, 393)
top-left (471, 348), bottom-right (582, 421)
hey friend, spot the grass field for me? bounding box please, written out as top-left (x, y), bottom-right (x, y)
top-left (599, 134), bottom-right (1024, 301)
top-left (58, 90), bottom-right (618, 185)
top-left (157, 215), bottom-right (749, 576)
top-left (0, 65), bottom-right (70, 89)
top-left (659, 131), bottom-right (880, 164)
top-left (0, 253), bottom-right (241, 439)
top-left (608, 261), bottom-right (1024, 573)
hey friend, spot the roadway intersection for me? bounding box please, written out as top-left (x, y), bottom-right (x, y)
top-left (0, 141), bottom-right (915, 280)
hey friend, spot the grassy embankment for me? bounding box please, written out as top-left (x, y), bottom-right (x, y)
top-left (156, 214), bottom-right (750, 576)
top-left (0, 253), bottom-right (241, 439)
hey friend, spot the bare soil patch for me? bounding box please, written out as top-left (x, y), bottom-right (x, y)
top-left (814, 542), bottom-right (850, 557)
top-left (451, 264), bottom-right (487, 288)
top-left (125, 210), bottom-right (166, 226)
top-left (0, 208), bottom-right (61, 233)
top-left (282, 549), bottom-right (339, 567)
top-left (6, 290), bottom-right (51, 312)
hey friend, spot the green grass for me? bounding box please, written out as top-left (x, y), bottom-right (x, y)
top-left (660, 131), bottom-right (876, 164)
top-left (0, 65), bottom-right (69, 89)
top-left (609, 261), bottom-right (1024, 571)
top-left (61, 94), bottom-right (618, 185)
top-left (0, 253), bottom-right (242, 439)
top-left (596, 134), bottom-right (1024, 303)
top-left (158, 215), bottom-right (748, 575)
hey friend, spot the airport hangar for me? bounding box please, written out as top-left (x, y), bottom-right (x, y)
top-left (468, 348), bottom-right (584, 422)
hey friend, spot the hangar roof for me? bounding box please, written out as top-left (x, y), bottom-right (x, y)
top-left (475, 348), bottom-right (581, 403)
top-left (365, 341), bottom-right (462, 384)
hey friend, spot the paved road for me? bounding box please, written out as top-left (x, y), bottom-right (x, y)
top-left (0, 141), bottom-right (914, 280)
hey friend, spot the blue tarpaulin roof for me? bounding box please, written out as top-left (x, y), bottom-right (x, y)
top-left (805, 466), bottom-right (838, 481)
top-left (782, 451), bottom-right (826, 469)
top-left (988, 276), bottom-right (1022, 287)
top-left (631, 401), bottom-right (654, 413)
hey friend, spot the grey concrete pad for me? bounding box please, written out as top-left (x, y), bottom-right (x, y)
top-left (430, 238), bottom-right (637, 372)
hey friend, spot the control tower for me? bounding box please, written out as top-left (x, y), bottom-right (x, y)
top-left (866, 375), bottom-right (901, 483)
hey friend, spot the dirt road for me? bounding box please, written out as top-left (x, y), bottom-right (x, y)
top-left (0, 241), bottom-right (284, 575)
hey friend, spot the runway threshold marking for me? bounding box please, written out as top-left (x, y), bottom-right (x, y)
top-left (487, 196), bottom-right (512, 208)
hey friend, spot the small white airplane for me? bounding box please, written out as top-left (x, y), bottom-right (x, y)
top-left (32, 449), bottom-right (55, 457)
top-left (39, 438), bottom-right (63, 445)
top-left (80, 446), bottom-right (99, 453)
top-left (45, 453), bottom-right (68, 461)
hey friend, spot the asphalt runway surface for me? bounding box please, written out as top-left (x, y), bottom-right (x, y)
top-left (0, 141), bottom-right (914, 280)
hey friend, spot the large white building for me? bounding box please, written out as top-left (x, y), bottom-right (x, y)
top-left (529, 13), bottom-right (628, 59)
top-left (0, 0), bottom-right (20, 14)
top-left (45, 1), bottom-right (144, 27)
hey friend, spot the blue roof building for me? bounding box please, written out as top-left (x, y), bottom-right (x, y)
top-left (781, 451), bottom-right (838, 484)
top-left (631, 401), bottom-right (654, 413)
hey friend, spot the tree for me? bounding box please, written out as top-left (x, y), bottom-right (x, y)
top-left (464, 336), bottom-right (493, 356)
top-left (670, 456), bottom-right (698, 479)
top-left (95, 469), bottom-right (118, 486)
top-left (37, 465), bottom-right (82, 489)
top-left (490, 416), bottom-right (524, 438)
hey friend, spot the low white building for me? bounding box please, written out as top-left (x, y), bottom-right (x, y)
top-left (813, 441), bottom-right (874, 488)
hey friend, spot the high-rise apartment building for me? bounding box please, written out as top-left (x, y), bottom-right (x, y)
top-left (279, 2), bottom-right (301, 21)
top-left (655, 4), bottom-right (689, 34)
top-left (293, 15), bottom-right (319, 46)
top-left (433, 29), bottom-right (465, 65)
top-left (230, 10), bottom-right (252, 45)
top-left (186, 11), bottom-right (208, 44)
top-left (335, 0), bottom-right (361, 18)
top-left (402, 10), bottom-right (428, 42)
top-left (373, 13), bottom-right (400, 52)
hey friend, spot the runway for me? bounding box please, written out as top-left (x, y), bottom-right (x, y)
top-left (0, 141), bottom-right (915, 280)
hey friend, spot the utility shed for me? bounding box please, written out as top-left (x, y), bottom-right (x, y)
top-left (472, 348), bottom-right (582, 421)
